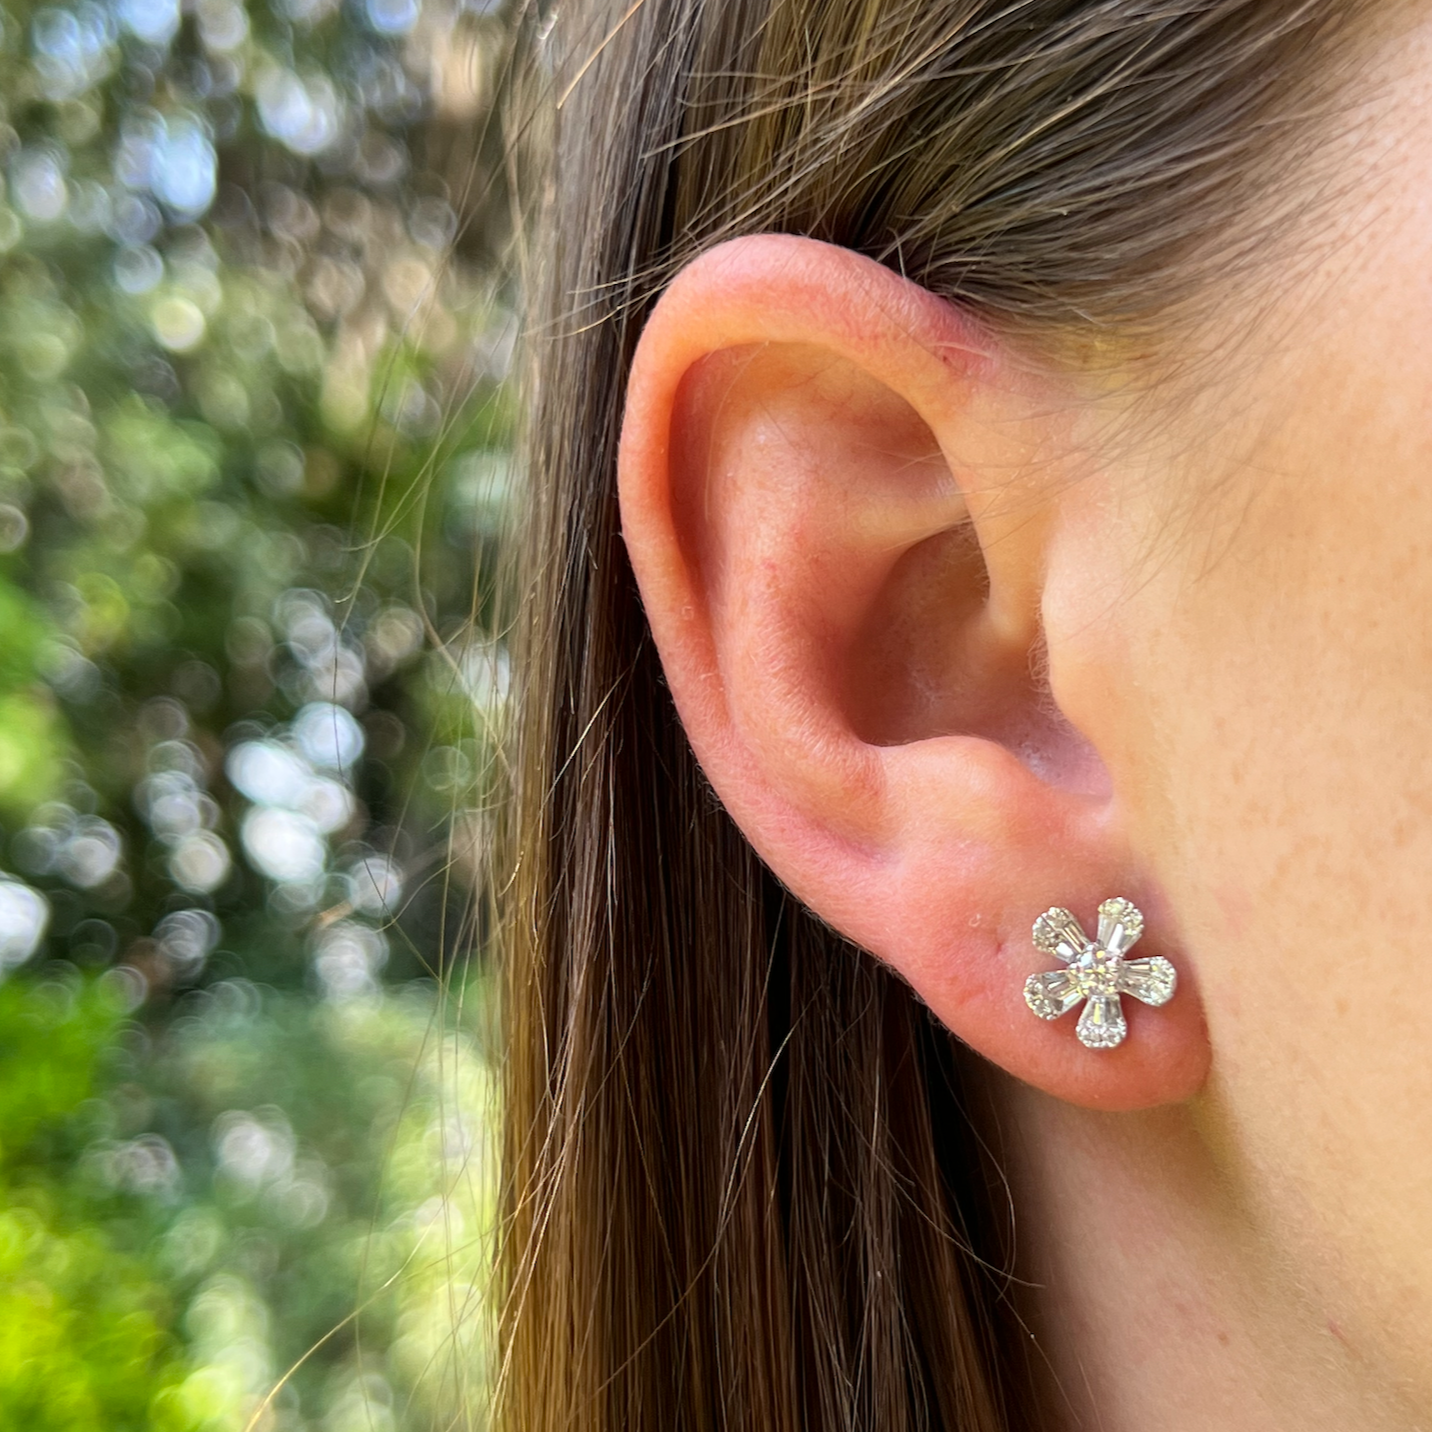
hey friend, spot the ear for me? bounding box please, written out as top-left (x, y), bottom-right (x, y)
top-left (617, 234), bottom-right (1208, 1111)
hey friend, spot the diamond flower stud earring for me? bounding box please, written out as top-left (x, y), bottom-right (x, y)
top-left (1023, 898), bottom-right (1177, 1049)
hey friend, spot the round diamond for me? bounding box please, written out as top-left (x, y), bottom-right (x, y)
top-left (1071, 945), bottom-right (1122, 998)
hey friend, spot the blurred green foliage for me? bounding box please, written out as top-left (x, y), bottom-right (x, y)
top-left (0, 0), bottom-right (516, 1417)
top-left (0, 976), bottom-right (183, 1431)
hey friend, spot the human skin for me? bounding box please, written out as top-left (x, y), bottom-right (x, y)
top-left (1005, 20), bottom-right (1432, 1422)
top-left (615, 10), bottom-right (1432, 1430)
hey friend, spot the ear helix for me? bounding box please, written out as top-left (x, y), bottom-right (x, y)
top-left (1023, 898), bottom-right (1178, 1050)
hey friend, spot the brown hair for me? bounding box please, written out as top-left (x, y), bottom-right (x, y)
top-left (498, 3), bottom-right (1369, 1429)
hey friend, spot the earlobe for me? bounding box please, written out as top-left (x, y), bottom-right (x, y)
top-left (618, 235), bottom-right (1210, 1111)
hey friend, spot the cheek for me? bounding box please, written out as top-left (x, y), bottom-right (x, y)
top-left (1104, 398), bottom-right (1432, 1388)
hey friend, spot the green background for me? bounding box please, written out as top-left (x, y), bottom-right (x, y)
top-left (0, 0), bottom-right (511, 1422)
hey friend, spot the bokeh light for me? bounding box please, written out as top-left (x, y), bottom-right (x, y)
top-left (0, 876), bottom-right (48, 968)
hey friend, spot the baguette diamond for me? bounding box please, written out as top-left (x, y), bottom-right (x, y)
top-left (1023, 898), bottom-right (1176, 1050)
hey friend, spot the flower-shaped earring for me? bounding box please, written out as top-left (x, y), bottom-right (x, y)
top-left (1023, 898), bottom-right (1176, 1049)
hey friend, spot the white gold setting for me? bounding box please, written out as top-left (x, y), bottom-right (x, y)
top-left (1024, 898), bottom-right (1176, 1050)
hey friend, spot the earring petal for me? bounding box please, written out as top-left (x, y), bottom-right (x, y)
top-left (1033, 907), bottom-right (1090, 964)
top-left (1117, 955), bottom-right (1177, 1007)
top-left (1096, 897), bottom-right (1144, 956)
top-left (1076, 995), bottom-right (1128, 1049)
top-left (1024, 968), bottom-right (1082, 1020)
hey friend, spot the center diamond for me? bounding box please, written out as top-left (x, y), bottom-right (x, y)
top-left (1071, 944), bottom-right (1123, 998)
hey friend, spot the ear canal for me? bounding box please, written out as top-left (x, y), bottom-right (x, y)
top-left (842, 514), bottom-right (1110, 798)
